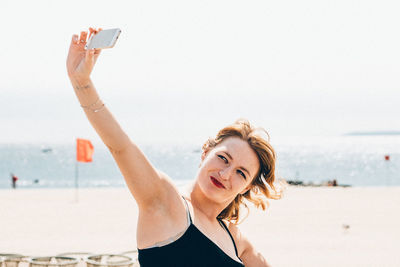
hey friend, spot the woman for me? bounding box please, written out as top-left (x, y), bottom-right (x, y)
top-left (67, 28), bottom-right (281, 267)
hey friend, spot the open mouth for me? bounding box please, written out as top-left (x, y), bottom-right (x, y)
top-left (210, 176), bottom-right (225, 189)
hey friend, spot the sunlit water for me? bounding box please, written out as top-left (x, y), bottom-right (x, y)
top-left (1, 135), bottom-right (399, 189)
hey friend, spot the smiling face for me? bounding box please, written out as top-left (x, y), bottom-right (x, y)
top-left (195, 137), bottom-right (260, 205)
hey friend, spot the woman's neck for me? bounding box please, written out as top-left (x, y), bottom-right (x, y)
top-left (189, 182), bottom-right (228, 223)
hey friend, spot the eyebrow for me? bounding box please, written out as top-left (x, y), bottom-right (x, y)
top-left (222, 151), bottom-right (251, 177)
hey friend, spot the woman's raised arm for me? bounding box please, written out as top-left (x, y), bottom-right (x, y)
top-left (66, 29), bottom-right (177, 208)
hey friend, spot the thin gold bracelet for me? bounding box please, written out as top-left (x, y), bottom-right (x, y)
top-left (81, 97), bottom-right (100, 109)
top-left (92, 103), bottom-right (106, 113)
top-left (81, 98), bottom-right (105, 112)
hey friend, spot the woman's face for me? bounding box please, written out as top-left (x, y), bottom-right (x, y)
top-left (196, 137), bottom-right (260, 205)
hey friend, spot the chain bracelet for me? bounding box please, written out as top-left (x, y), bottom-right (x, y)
top-left (92, 103), bottom-right (106, 113)
top-left (81, 97), bottom-right (100, 109)
top-left (81, 98), bottom-right (105, 112)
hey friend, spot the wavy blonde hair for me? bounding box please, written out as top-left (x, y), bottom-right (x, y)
top-left (202, 119), bottom-right (283, 224)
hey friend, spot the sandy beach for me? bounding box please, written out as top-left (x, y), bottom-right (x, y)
top-left (1, 186), bottom-right (399, 267)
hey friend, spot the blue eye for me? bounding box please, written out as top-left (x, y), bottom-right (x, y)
top-left (218, 155), bottom-right (228, 163)
top-left (237, 170), bottom-right (246, 179)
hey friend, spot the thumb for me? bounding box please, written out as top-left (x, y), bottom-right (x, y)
top-left (85, 49), bottom-right (96, 66)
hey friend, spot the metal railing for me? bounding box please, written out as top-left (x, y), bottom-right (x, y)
top-left (0, 252), bottom-right (139, 267)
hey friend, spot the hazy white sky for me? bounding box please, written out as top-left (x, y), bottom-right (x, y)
top-left (1, 0), bottom-right (399, 144)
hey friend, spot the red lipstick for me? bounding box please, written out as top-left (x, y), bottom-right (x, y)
top-left (210, 176), bottom-right (225, 189)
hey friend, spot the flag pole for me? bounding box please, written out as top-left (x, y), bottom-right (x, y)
top-left (75, 138), bottom-right (93, 203)
top-left (75, 152), bottom-right (79, 203)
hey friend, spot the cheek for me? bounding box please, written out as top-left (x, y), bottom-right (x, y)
top-left (231, 177), bottom-right (248, 192)
top-left (197, 163), bottom-right (213, 184)
top-left (200, 156), bottom-right (222, 172)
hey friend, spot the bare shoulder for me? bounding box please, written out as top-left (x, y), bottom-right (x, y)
top-left (227, 223), bottom-right (271, 267)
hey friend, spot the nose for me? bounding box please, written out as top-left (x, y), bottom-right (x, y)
top-left (218, 167), bottom-right (232, 181)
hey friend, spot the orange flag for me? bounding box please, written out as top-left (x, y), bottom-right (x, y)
top-left (76, 138), bottom-right (94, 163)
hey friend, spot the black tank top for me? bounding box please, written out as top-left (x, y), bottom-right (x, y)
top-left (138, 198), bottom-right (245, 267)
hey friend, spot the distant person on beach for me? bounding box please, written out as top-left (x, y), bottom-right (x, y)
top-left (327, 179), bottom-right (338, 187)
top-left (67, 28), bottom-right (282, 267)
top-left (10, 173), bottom-right (18, 189)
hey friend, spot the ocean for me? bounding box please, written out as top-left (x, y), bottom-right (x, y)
top-left (1, 135), bottom-right (399, 189)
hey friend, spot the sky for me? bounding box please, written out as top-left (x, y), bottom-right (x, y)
top-left (0, 0), bottom-right (399, 145)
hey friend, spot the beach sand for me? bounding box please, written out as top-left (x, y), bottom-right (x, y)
top-left (1, 186), bottom-right (399, 267)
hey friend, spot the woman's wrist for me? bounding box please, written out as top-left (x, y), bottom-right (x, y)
top-left (70, 78), bottom-right (101, 108)
top-left (70, 75), bottom-right (92, 90)
top-left (71, 78), bottom-right (95, 97)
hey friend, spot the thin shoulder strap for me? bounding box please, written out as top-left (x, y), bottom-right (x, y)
top-left (218, 219), bottom-right (240, 258)
top-left (181, 196), bottom-right (193, 225)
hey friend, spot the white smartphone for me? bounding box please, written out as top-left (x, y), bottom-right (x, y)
top-left (85, 28), bottom-right (121, 50)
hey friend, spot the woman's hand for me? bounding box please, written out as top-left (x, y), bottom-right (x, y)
top-left (66, 28), bottom-right (101, 83)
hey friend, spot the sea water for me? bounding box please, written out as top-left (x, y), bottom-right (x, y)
top-left (0, 135), bottom-right (399, 189)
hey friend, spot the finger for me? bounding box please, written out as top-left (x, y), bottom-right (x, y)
top-left (93, 49), bottom-right (101, 64)
top-left (92, 27), bottom-right (102, 35)
top-left (88, 27), bottom-right (96, 38)
top-left (85, 48), bottom-right (95, 65)
top-left (70, 34), bottom-right (79, 46)
top-left (79, 31), bottom-right (88, 44)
